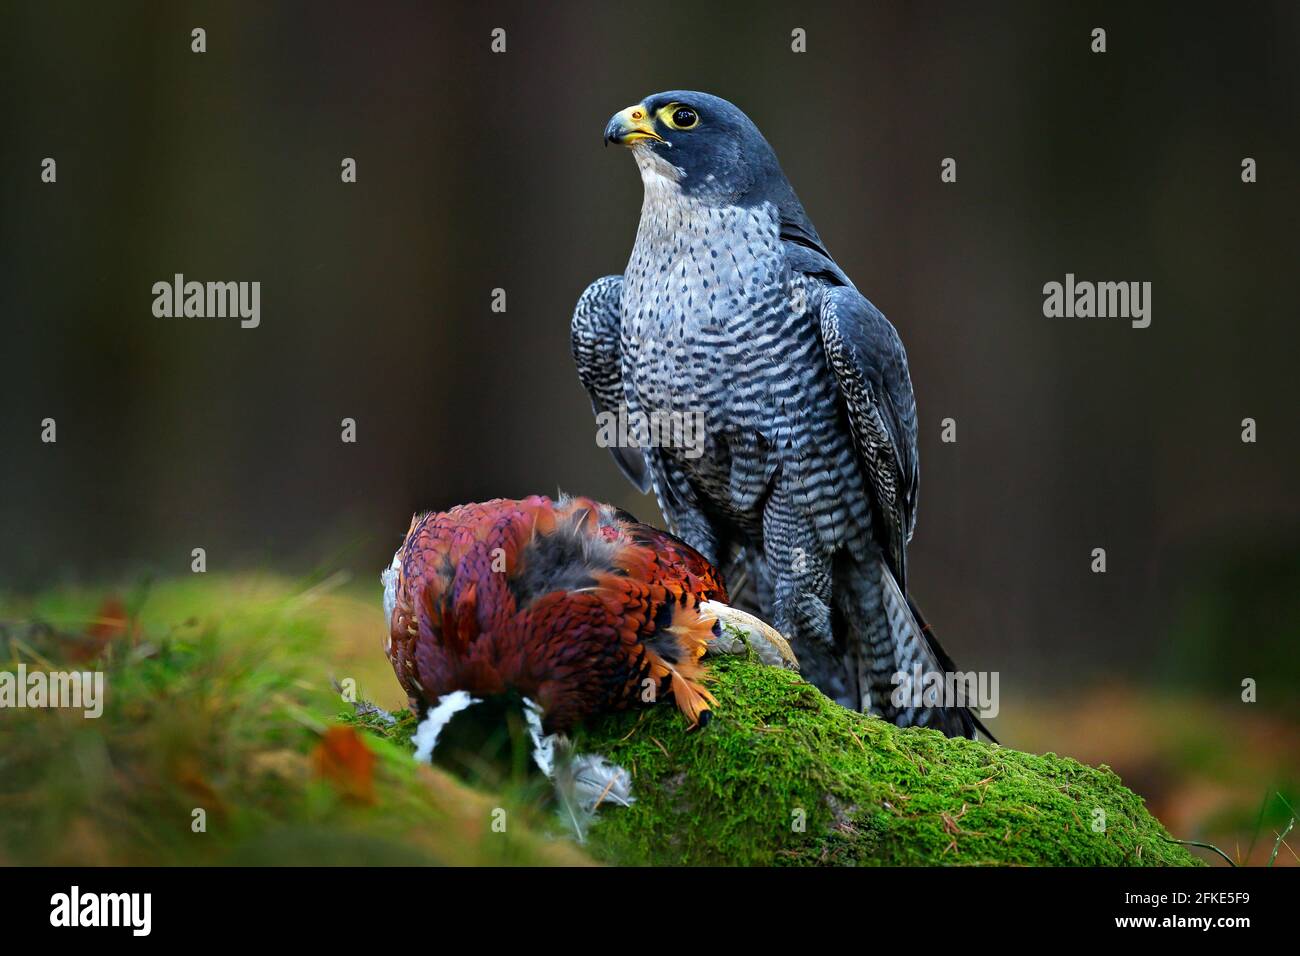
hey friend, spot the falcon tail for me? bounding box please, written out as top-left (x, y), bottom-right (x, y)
top-left (906, 595), bottom-right (998, 743)
top-left (841, 556), bottom-right (997, 742)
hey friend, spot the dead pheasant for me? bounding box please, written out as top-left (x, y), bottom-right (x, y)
top-left (381, 494), bottom-right (796, 821)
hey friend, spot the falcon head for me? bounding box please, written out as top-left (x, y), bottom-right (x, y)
top-left (603, 90), bottom-right (791, 207)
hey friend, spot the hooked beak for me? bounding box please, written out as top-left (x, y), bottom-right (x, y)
top-left (604, 104), bottom-right (664, 147)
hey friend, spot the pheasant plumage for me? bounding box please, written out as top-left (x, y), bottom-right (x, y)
top-left (384, 495), bottom-right (733, 735)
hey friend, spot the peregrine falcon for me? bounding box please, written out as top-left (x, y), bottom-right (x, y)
top-left (572, 91), bottom-right (986, 738)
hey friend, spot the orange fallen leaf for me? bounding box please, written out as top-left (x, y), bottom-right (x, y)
top-left (312, 726), bottom-right (377, 804)
top-left (174, 754), bottom-right (228, 821)
top-left (66, 596), bottom-right (130, 661)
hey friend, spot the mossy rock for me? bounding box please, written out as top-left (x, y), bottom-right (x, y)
top-left (565, 657), bottom-right (1201, 866)
top-left (6, 575), bottom-right (1188, 867)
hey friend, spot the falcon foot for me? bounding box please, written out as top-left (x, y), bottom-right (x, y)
top-left (701, 600), bottom-right (801, 672)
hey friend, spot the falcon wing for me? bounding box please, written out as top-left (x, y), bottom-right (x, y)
top-left (571, 274), bottom-right (651, 493)
top-left (814, 284), bottom-right (919, 591)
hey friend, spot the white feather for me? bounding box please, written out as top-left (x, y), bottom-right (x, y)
top-left (412, 691), bottom-right (481, 762)
top-left (522, 697), bottom-right (557, 778)
top-left (564, 753), bottom-right (635, 810)
top-left (380, 550), bottom-right (401, 628)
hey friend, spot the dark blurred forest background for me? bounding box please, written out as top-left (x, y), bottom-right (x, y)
top-left (1, 1), bottom-right (1296, 859)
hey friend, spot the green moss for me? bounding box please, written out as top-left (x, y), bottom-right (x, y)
top-left (2, 576), bottom-right (1201, 867)
top-left (567, 657), bottom-right (1202, 866)
top-left (0, 577), bottom-right (589, 866)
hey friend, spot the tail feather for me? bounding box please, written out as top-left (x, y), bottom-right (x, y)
top-left (839, 556), bottom-right (992, 741)
top-left (666, 663), bottom-right (717, 727)
top-left (906, 596), bottom-right (998, 743)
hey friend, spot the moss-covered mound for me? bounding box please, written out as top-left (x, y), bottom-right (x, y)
top-left (363, 654), bottom-right (1201, 866)
top-left (1, 576), bottom-right (1200, 867)
top-left (566, 657), bottom-right (1199, 866)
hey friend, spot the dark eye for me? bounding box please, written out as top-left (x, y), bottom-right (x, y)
top-left (671, 107), bottom-right (698, 129)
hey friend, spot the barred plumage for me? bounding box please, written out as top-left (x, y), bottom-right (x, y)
top-left (576, 90), bottom-right (986, 737)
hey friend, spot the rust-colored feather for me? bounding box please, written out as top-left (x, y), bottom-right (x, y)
top-left (387, 495), bottom-right (728, 734)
